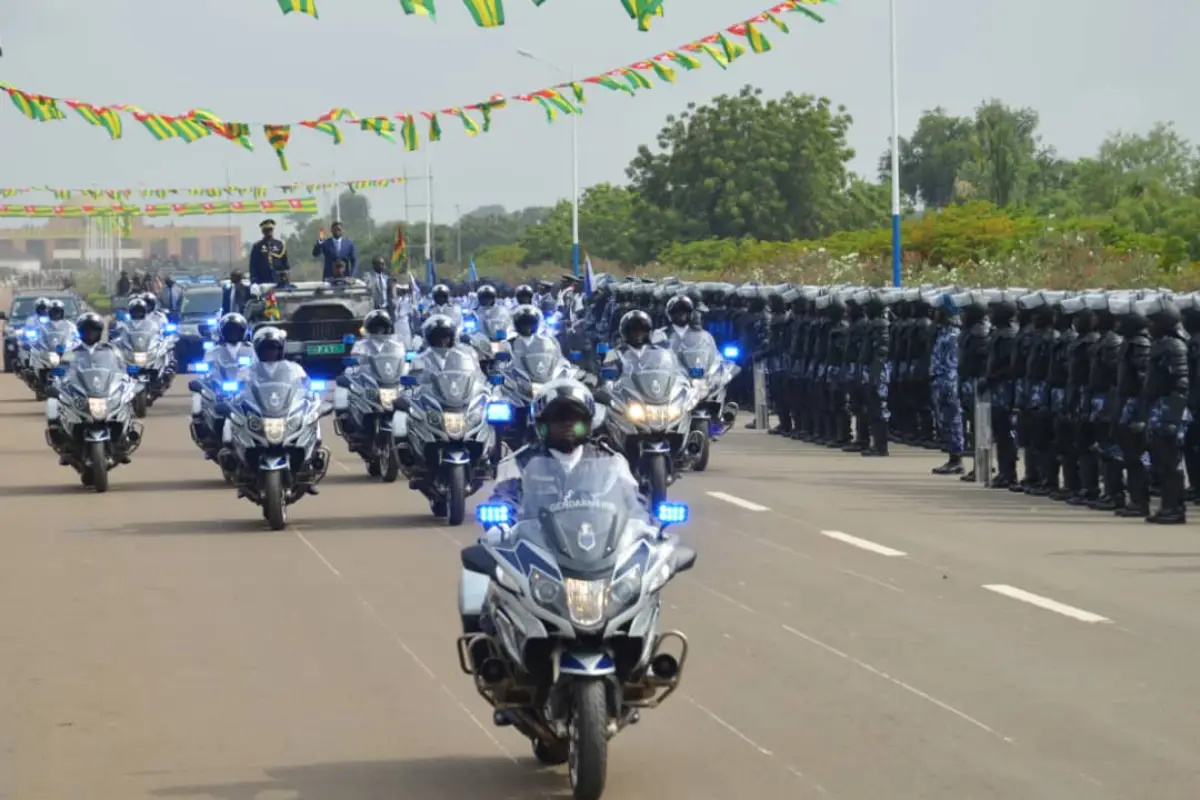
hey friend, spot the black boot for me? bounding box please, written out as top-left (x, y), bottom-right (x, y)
top-left (932, 454), bottom-right (964, 475)
top-left (1147, 469), bottom-right (1187, 524)
top-left (862, 421), bottom-right (890, 456)
top-left (1116, 456), bottom-right (1150, 517)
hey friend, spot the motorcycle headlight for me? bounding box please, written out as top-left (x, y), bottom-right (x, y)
top-left (627, 402), bottom-right (646, 422)
top-left (87, 397), bottom-right (107, 418)
top-left (564, 578), bottom-right (608, 627)
top-left (529, 568), bottom-right (562, 606)
top-left (530, 381), bottom-right (545, 397)
top-left (378, 387), bottom-right (397, 407)
top-left (47, 353), bottom-right (60, 366)
top-left (666, 402), bottom-right (682, 421)
top-left (443, 411), bottom-right (466, 437)
top-left (132, 352), bottom-right (147, 366)
top-left (609, 564), bottom-right (643, 607)
top-left (263, 417), bottom-right (286, 444)
top-left (247, 415), bottom-right (264, 433)
top-left (427, 409), bottom-right (443, 427)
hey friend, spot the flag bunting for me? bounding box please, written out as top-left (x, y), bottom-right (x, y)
top-left (0, 197), bottom-right (320, 218)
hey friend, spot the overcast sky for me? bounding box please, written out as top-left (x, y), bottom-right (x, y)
top-left (2, 0), bottom-right (1197, 240)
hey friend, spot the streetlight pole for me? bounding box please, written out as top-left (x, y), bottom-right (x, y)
top-left (517, 48), bottom-right (580, 277)
top-left (888, 0), bottom-right (902, 287)
top-left (424, 143), bottom-right (434, 283)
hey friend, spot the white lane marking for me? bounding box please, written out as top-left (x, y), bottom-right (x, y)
top-left (697, 581), bottom-right (758, 614)
top-left (982, 584), bottom-right (1111, 624)
top-left (684, 695), bottom-right (773, 755)
top-left (707, 491), bottom-right (769, 511)
top-left (820, 529), bottom-right (906, 557)
top-left (782, 624), bottom-right (1013, 744)
top-left (293, 530), bottom-right (516, 761)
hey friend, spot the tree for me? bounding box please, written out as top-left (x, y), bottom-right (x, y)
top-left (626, 85), bottom-right (856, 252)
top-left (519, 183), bottom-right (638, 266)
top-left (958, 100), bottom-right (1041, 207)
top-left (878, 107), bottom-right (975, 208)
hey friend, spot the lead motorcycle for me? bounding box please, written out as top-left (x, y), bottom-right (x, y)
top-left (216, 365), bottom-right (332, 530)
top-left (24, 317), bottom-right (78, 400)
top-left (333, 335), bottom-right (407, 481)
top-left (187, 346), bottom-right (255, 463)
top-left (457, 455), bottom-right (695, 800)
top-left (392, 345), bottom-right (500, 526)
top-left (670, 328), bottom-right (740, 472)
top-left (595, 347), bottom-right (698, 506)
top-left (43, 349), bottom-right (144, 492)
top-left (112, 319), bottom-right (173, 417)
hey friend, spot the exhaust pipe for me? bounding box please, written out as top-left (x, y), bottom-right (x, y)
top-left (651, 653), bottom-right (679, 680)
top-left (685, 430), bottom-right (705, 456)
top-left (720, 403), bottom-right (738, 425)
top-left (479, 658), bottom-right (509, 684)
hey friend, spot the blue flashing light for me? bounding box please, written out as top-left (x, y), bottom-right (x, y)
top-left (463, 319), bottom-right (478, 333)
top-left (164, 323), bottom-right (177, 333)
top-left (689, 366), bottom-right (705, 378)
top-left (721, 344), bottom-right (740, 360)
top-left (237, 355), bottom-right (252, 366)
top-left (202, 341), bottom-right (215, 351)
top-left (189, 362), bottom-right (210, 373)
top-left (405, 351), bottom-right (416, 362)
top-left (568, 350), bottom-right (582, 361)
top-left (656, 503), bottom-right (689, 524)
top-left (486, 401), bottom-right (513, 423)
top-left (127, 365), bottom-right (140, 374)
top-left (309, 379), bottom-right (328, 392)
top-left (55, 344), bottom-right (66, 354)
top-left (488, 373), bottom-right (505, 385)
top-left (207, 317), bottom-right (220, 326)
top-left (342, 334), bottom-right (356, 344)
top-left (476, 503), bottom-right (511, 526)
top-left (493, 330), bottom-right (508, 342)
top-left (38, 316), bottom-right (48, 324)
top-left (600, 367), bottom-right (619, 381)
top-left (220, 380), bottom-right (239, 392)
top-left (22, 328), bottom-right (37, 340)
top-left (401, 375), bottom-right (418, 387)
top-left (51, 366), bottom-right (67, 377)
top-left (596, 343), bottom-right (610, 354)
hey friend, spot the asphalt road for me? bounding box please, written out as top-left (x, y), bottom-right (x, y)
top-left (2, 375), bottom-right (1200, 799)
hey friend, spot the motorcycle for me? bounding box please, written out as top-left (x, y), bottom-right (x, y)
top-left (187, 349), bottom-right (254, 462)
top-left (594, 347), bottom-right (698, 506)
top-left (391, 346), bottom-right (502, 526)
top-left (333, 336), bottom-right (407, 481)
top-left (24, 319), bottom-right (78, 399)
top-left (112, 320), bottom-right (173, 417)
top-left (463, 307), bottom-right (513, 374)
top-left (215, 368), bottom-right (332, 530)
top-left (670, 328), bottom-right (740, 472)
top-left (458, 455), bottom-right (695, 800)
top-left (493, 335), bottom-right (579, 451)
top-left (42, 349), bottom-right (144, 492)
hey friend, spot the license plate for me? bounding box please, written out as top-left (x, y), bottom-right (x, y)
top-left (306, 343), bottom-right (345, 356)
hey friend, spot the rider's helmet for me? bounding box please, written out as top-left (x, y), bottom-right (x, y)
top-left (127, 297), bottom-right (148, 321)
top-left (532, 378), bottom-right (596, 454)
top-left (252, 326), bottom-right (287, 363)
top-left (46, 299), bottom-right (66, 322)
top-left (513, 305), bottom-right (543, 338)
top-left (477, 285), bottom-right (497, 308)
top-left (515, 284), bottom-right (534, 306)
top-left (76, 312), bottom-right (105, 347)
top-left (142, 292), bottom-right (158, 313)
top-left (666, 294), bottom-right (695, 328)
top-left (421, 314), bottom-right (458, 351)
top-left (363, 309), bottom-right (395, 336)
top-left (432, 283), bottom-right (451, 307)
top-left (218, 312), bottom-right (248, 344)
top-left (34, 297), bottom-right (50, 318)
top-left (619, 309), bottom-right (653, 348)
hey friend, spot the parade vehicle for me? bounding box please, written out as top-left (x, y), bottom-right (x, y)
top-left (246, 280), bottom-right (373, 378)
top-left (2, 291), bottom-right (82, 373)
top-left (458, 456), bottom-right (694, 800)
top-left (173, 286), bottom-right (224, 366)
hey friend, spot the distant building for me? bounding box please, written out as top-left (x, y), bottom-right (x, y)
top-left (0, 212), bottom-right (242, 268)
top-left (0, 241), bottom-right (40, 273)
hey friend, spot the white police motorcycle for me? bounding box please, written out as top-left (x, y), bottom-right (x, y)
top-left (333, 335), bottom-right (408, 481)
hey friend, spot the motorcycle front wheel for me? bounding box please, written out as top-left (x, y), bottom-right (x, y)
top-left (692, 432), bottom-right (711, 472)
top-left (645, 453), bottom-right (668, 508)
top-left (446, 464), bottom-right (466, 526)
top-left (379, 443), bottom-right (400, 483)
top-left (133, 391), bottom-right (148, 419)
top-left (567, 679), bottom-right (609, 800)
top-left (88, 440), bottom-right (109, 493)
top-left (262, 470), bottom-right (287, 530)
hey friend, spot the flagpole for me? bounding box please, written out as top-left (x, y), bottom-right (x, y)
top-left (403, 167), bottom-right (411, 273)
top-left (889, 0), bottom-right (902, 287)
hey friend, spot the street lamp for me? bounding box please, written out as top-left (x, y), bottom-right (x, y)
top-left (517, 47), bottom-right (580, 278)
top-left (888, 0), bottom-right (902, 287)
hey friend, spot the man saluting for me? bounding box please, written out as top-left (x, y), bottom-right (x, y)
top-left (249, 219), bottom-right (289, 284)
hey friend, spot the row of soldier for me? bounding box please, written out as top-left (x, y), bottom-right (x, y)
top-left (576, 280), bottom-right (1194, 526)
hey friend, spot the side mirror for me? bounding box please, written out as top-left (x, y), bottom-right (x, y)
top-left (335, 374), bottom-right (351, 389)
top-left (593, 387), bottom-right (614, 406)
top-left (188, 379), bottom-right (203, 393)
top-left (600, 367), bottom-right (619, 381)
top-left (43, 385), bottom-right (60, 399)
top-left (673, 545), bottom-right (697, 573)
top-left (392, 396), bottom-right (411, 413)
top-left (460, 544), bottom-right (495, 575)
top-left (214, 401), bottom-right (232, 417)
top-left (400, 375), bottom-right (418, 387)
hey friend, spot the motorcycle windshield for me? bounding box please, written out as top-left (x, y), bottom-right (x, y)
top-left (481, 308), bottom-right (513, 339)
top-left (40, 321), bottom-right (74, 348)
top-left (516, 455), bottom-right (645, 573)
top-left (623, 348), bottom-right (680, 403)
top-left (365, 353), bottom-right (404, 386)
top-left (70, 350), bottom-right (123, 397)
top-left (424, 350), bottom-right (475, 410)
top-left (677, 330), bottom-right (718, 373)
top-left (124, 322), bottom-right (158, 351)
top-left (514, 337), bottom-right (560, 382)
top-left (246, 363), bottom-right (300, 416)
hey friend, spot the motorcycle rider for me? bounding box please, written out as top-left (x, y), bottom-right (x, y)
top-left (409, 314), bottom-right (469, 376)
top-left (143, 292), bottom-right (169, 329)
top-left (659, 295), bottom-right (697, 346)
top-left (477, 284), bottom-right (498, 310)
top-left (515, 284), bottom-right (535, 308)
top-left (25, 297), bottom-right (50, 329)
top-left (206, 312), bottom-right (255, 365)
top-left (512, 305), bottom-right (554, 348)
top-left (427, 283), bottom-right (462, 327)
top-left (351, 309), bottom-right (400, 356)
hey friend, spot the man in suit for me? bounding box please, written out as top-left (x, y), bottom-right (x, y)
top-left (312, 221), bottom-right (357, 279)
top-left (221, 269), bottom-right (251, 315)
top-left (249, 219), bottom-right (288, 284)
top-left (163, 275), bottom-right (185, 317)
top-left (366, 256), bottom-right (393, 310)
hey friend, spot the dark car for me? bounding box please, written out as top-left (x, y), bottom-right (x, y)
top-left (247, 280), bottom-right (373, 379)
top-left (3, 291), bottom-right (84, 373)
top-left (172, 286), bottom-right (224, 368)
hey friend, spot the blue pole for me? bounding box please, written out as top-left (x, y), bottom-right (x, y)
top-left (572, 242), bottom-right (581, 279)
top-left (891, 214), bottom-right (901, 288)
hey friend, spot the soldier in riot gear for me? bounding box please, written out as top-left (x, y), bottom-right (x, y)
top-left (908, 290), bottom-right (938, 449)
top-left (1047, 298), bottom-right (1081, 499)
top-left (985, 292), bottom-right (1021, 487)
top-left (930, 291), bottom-right (965, 474)
top-left (1064, 295), bottom-right (1103, 505)
top-left (1137, 295), bottom-right (1190, 524)
top-left (860, 289), bottom-right (893, 456)
top-left (889, 296), bottom-right (914, 443)
top-left (766, 288), bottom-right (795, 434)
top-left (956, 292), bottom-right (991, 481)
top-left (1087, 295), bottom-right (1125, 510)
top-left (1022, 292), bottom-right (1062, 496)
top-left (1111, 295), bottom-right (1152, 517)
top-left (1011, 297), bottom-right (1040, 490)
top-left (841, 291), bottom-right (871, 452)
top-left (1179, 296), bottom-right (1200, 502)
top-left (820, 291), bottom-right (853, 447)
